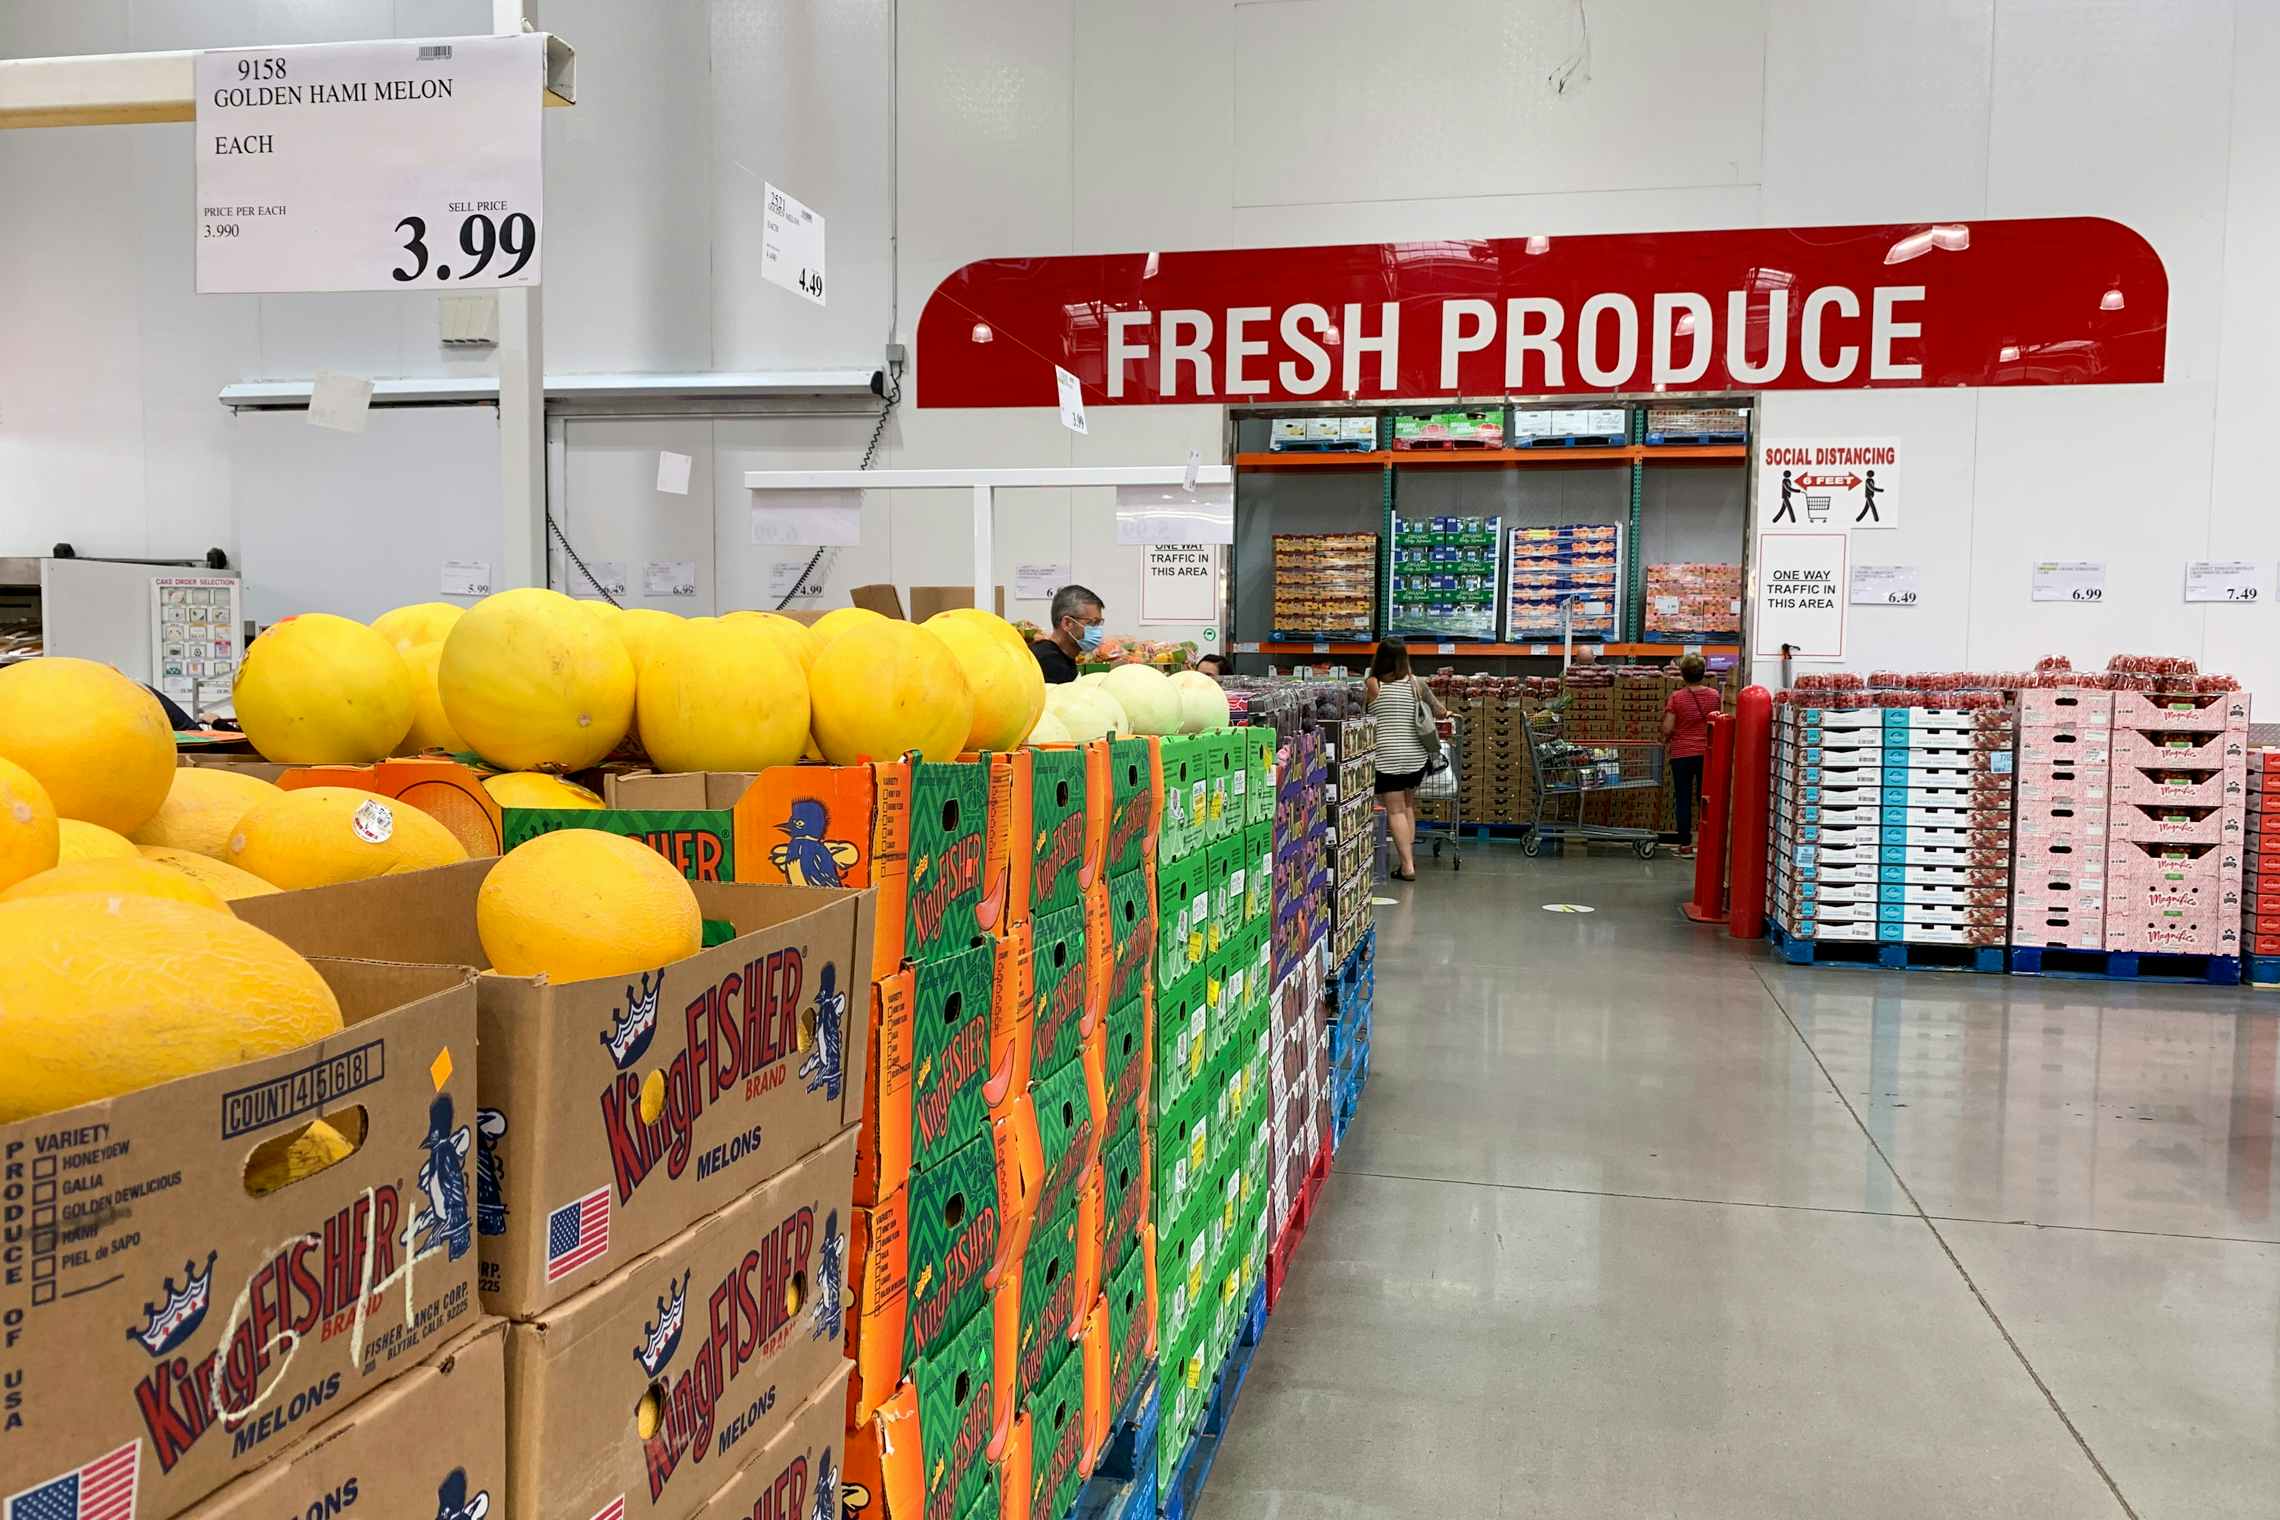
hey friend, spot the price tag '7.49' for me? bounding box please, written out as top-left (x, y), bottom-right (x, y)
top-left (195, 35), bottom-right (545, 294)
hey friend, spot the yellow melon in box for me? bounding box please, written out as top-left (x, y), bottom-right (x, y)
top-left (227, 785), bottom-right (470, 889)
top-left (234, 613), bottom-right (416, 764)
top-left (1, 856), bottom-right (230, 913)
top-left (398, 640), bottom-right (470, 754)
top-left (482, 771), bottom-right (605, 811)
top-left (57, 818), bottom-right (137, 862)
top-left (369, 600), bottom-right (463, 653)
top-left (475, 828), bottom-right (702, 982)
top-left (925, 609), bottom-right (1045, 751)
top-left (0, 657), bottom-right (176, 834)
top-left (438, 588), bottom-right (635, 771)
top-left (137, 845), bottom-right (282, 901)
top-left (129, 766), bottom-right (282, 859)
top-left (810, 619), bottom-right (973, 764)
top-left (0, 757), bottom-right (57, 892)
top-left (0, 894), bottom-right (343, 1121)
top-left (636, 616), bottom-right (811, 773)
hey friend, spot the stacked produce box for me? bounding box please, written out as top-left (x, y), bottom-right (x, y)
top-left (1643, 562), bottom-right (1743, 643)
top-left (1769, 698), bottom-right (2015, 951)
top-left (1386, 512), bottom-right (1502, 642)
top-left (2011, 688), bottom-right (2114, 950)
top-left (2105, 689), bottom-right (2251, 956)
top-left (1327, 713), bottom-right (1378, 965)
top-left (2251, 752), bottom-right (2280, 984)
top-left (1151, 726), bottom-right (1275, 1494)
top-left (1391, 409), bottom-right (1504, 448)
top-left (1437, 676), bottom-right (1544, 826)
top-left (1507, 523), bottom-right (1622, 641)
top-left (1271, 533), bottom-right (1377, 643)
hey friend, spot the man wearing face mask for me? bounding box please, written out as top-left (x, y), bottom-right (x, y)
top-left (1031, 582), bottom-right (1106, 684)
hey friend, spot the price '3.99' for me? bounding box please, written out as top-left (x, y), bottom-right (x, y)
top-left (393, 212), bottom-right (536, 282)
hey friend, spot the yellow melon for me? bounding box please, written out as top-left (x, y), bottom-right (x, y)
top-left (227, 785), bottom-right (470, 889)
top-left (138, 846), bottom-right (282, 901)
top-left (725, 611), bottom-right (820, 672)
top-left (809, 620), bottom-right (973, 764)
top-left (637, 617), bottom-right (811, 773)
top-left (614, 609), bottom-right (682, 677)
top-left (2, 857), bottom-right (231, 913)
top-left (476, 828), bottom-right (702, 982)
top-left (58, 818), bottom-right (138, 861)
top-left (369, 602), bottom-right (464, 653)
top-left (234, 613), bottom-right (415, 764)
top-left (0, 895), bottom-right (343, 1121)
top-left (808, 605), bottom-right (890, 652)
top-left (924, 610), bottom-right (1046, 752)
top-left (245, 1116), bottom-right (357, 1196)
top-left (398, 641), bottom-right (469, 754)
top-left (482, 772), bottom-right (606, 811)
top-left (438, 588), bottom-right (635, 771)
top-left (129, 766), bottom-right (282, 859)
top-left (0, 657), bottom-right (177, 833)
top-left (0, 757), bottom-right (58, 891)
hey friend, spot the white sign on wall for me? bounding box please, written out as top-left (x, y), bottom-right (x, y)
top-left (2031, 561), bottom-right (2106, 603)
top-left (1141, 545), bottom-right (1218, 623)
top-left (1015, 562), bottom-right (1067, 601)
top-left (644, 560), bottom-right (698, 598)
top-left (151, 577), bottom-right (242, 713)
top-left (2184, 561), bottom-right (2268, 604)
top-left (760, 183), bottom-right (826, 306)
top-left (1753, 532), bottom-right (1849, 659)
top-left (440, 560), bottom-right (493, 597)
top-left (1757, 438), bottom-right (1900, 530)
top-left (195, 35), bottom-right (545, 293)
top-left (1849, 564), bottom-right (1920, 606)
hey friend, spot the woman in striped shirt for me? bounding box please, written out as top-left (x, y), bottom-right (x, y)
top-left (1364, 639), bottom-right (1446, 882)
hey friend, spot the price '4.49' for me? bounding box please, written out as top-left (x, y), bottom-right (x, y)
top-left (393, 212), bottom-right (536, 282)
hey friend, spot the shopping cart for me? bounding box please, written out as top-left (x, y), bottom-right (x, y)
top-left (1419, 712), bottom-right (1463, 870)
top-left (1518, 707), bottom-right (1662, 859)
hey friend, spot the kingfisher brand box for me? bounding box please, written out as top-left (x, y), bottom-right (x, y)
top-left (1014, 1203), bottom-right (1083, 1393)
top-left (238, 865), bottom-right (872, 1318)
top-left (856, 939), bottom-right (997, 1204)
top-left (1103, 736), bottom-right (1160, 879)
top-left (1098, 865), bottom-right (1156, 1012)
top-left (845, 1303), bottom-right (997, 1520)
top-left (176, 1318), bottom-right (506, 1520)
top-left (0, 959), bottom-right (482, 1520)
top-left (989, 923), bottom-right (1036, 1118)
top-left (1027, 744), bottom-right (1101, 918)
top-left (685, 1359), bottom-right (850, 1520)
top-left (851, 1132), bottom-right (1001, 1422)
top-left (1022, 1335), bottom-right (1092, 1520)
top-left (978, 747), bottom-right (1032, 934)
top-left (1099, 1115), bottom-right (1146, 1276)
top-left (501, 1130), bottom-right (855, 1520)
top-left (1030, 899), bottom-right (1092, 1080)
top-left (1105, 1241), bottom-right (1151, 1413)
top-left (1020, 1057), bottom-right (1099, 1232)
top-left (1094, 994), bottom-right (1148, 1144)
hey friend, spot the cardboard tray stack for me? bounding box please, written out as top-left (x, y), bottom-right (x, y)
top-left (1326, 714), bottom-right (1378, 967)
top-left (2249, 750), bottom-right (2280, 982)
top-left (1770, 702), bottom-right (2015, 949)
top-left (2011, 689), bottom-right (2114, 951)
top-left (2102, 690), bottom-right (2252, 956)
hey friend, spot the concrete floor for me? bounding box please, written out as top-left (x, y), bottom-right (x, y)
top-left (1202, 844), bottom-right (2280, 1519)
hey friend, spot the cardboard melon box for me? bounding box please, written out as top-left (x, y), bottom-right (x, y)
top-left (686, 1359), bottom-right (850, 1519)
top-left (850, 1133), bottom-right (1003, 1425)
top-left (846, 1302), bottom-right (998, 1520)
top-left (502, 1130), bottom-right (855, 1520)
top-left (0, 960), bottom-right (482, 1520)
top-left (855, 939), bottom-right (998, 1205)
top-left (235, 862), bottom-right (873, 1317)
top-left (176, 1318), bottom-right (506, 1519)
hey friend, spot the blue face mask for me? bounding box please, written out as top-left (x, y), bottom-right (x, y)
top-left (1075, 621), bottom-right (1105, 654)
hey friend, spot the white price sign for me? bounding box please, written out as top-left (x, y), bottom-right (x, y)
top-left (1850, 564), bottom-right (1920, 606)
top-left (644, 560), bottom-right (698, 598)
top-left (576, 561), bottom-right (628, 600)
top-left (2184, 560), bottom-right (2267, 603)
top-left (195, 35), bottom-right (545, 294)
top-left (440, 560), bottom-right (492, 597)
top-left (760, 183), bottom-right (826, 306)
top-left (2032, 561), bottom-right (2107, 603)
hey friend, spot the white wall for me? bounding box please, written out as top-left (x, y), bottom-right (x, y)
top-left (4, 0), bottom-right (2275, 691)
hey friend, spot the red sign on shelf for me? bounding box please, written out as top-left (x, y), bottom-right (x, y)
top-left (916, 218), bottom-right (2166, 408)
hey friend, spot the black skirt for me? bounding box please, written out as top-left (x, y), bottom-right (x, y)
top-left (1375, 765), bottom-right (1427, 796)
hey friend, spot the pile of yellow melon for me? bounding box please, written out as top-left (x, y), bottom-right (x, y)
top-left (235, 589), bottom-right (1050, 771)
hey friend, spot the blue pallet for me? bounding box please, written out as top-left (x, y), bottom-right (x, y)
top-left (1644, 430), bottom-right (1747, 446)
top-left (1511, 433), bottom-right (1626, 449)
top-left (1160, 1287), bottom-right (1268, 1520)
top-left (1068, 1374), bottom-right (1161, 1520)
top-left (1767, 921), bottom-right (2007, 974)
top-left (2012, 945), bottom-right (2242, 985)
top-left (1266, 439), bottom-right (1376, 453)
top-left (2251, 955), bottom-right (2280, 989)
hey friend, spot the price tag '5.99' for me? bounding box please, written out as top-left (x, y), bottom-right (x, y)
top-left (195, 35), bottom-right (545, 294)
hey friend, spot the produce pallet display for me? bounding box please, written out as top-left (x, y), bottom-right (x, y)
top-left (1329, 928), bottom-right (1375, 1150)
top-left (1326, 714), bottom-right (1378, 966)
top-left (1512, 405), bottom-right (1628, 448)
top-left (1767, 699), bottom-right (2016, 968)
top-left (1268, 415), bottom-right (1379, 453)
top-left (1391, 408), bottom-right (1504, 449)
top-left (2103, 688), bottom-right (2252, 960)
top-left (2251, 752), bottom-right (2280, 988)
top-left (1643, 561), bottom-right (1743, 643)
top-left (2011, 687), bottom-right (2115, 953)
top-left (1270, 532), bottom-right (1378, 644)
top-left (1642, 403), bottom-right (1751, 446)
top-left (1386, 512), bottom-right (1502, 643)
top-left (1507, 523), bottom-right (1623, 642)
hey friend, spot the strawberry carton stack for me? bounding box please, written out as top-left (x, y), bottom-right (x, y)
top-left (2249, 751), bottom-right (2280, 987)
top-left (2011, 687), bottom-right (2114, 952)
top-left (2102, 679), bottom-right (2251, 959)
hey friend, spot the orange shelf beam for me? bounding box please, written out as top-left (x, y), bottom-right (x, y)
top-left (1236, 444), bottom-right (1745, 470)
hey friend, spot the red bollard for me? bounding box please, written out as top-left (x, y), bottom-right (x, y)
top-left (1726, 685), bottom-right (1773, 941)
top-left (1682, 711), bottom-right (1735, 922)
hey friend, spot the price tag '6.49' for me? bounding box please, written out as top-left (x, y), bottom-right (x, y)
top-left (195, 34), bottom-right (545, 294)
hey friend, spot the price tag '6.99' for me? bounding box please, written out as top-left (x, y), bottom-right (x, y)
top-left (195, 35), bottom-right (545, 294)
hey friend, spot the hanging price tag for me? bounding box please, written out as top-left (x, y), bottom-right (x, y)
top-left (195, 35), bottom-right (545, 294)
top-left (1849, 564), bottom-right (1921, 605)
top-left (760, 183), bottom-right (826, 306)
top-left (2032, 561), bottom-right (2106, 602)
top-left (2184, 561), bottom-right (2267, 603)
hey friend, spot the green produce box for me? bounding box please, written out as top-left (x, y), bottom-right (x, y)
top-left (1028, 743), bottom-right (1093, 917)
top-left (1031, 898), bottom-right (1089, 1078)
top-left (907, 938), bottom-right (996, 1176)
top-left (1017, 1199), bottom-right (1083, 1393)
top-left (1155, 852), bottom-right (1206, 989)
top-left (1161, 1172), bottom-right (1221, 1345)
top-left (1101, 1112), bottom-right (1144, 1275)
top-left (1105, 734), bottom-right (1157, 879)
top-left (1031, 1054), bottom-right (1096, 1230)
top-left (1154, 1074), bottom-right (1211, 1231)
top-left (909, 754), bottom-right (994, 964)
top-left (1153, 968), bottom-right (1208, 1119)
top-left (1204, 730), bottom-right (1239, 844)
top-left (1103, 864), bottom-right (1153, 1010)
top-left (1159, 1313), bottom-right (1209, 1491)
top-left (1157, 732), bottom-right (1216, 863)
top-left (1102, 993), bottom-right (1146, 1141)
top-left (1023, 1335), bottom-right (1089, 1520)
top-left (1203, 951), bottom-right (1236, 1060)
top-left (1105, 1238), bottom-right (1151, 1424)
top-left (1243, 824), bottom-right (1273, 922)
top-left (1242, 729), bottom-right (1275, 827)
top-left (1205, 839), bottom-right (1241, 956)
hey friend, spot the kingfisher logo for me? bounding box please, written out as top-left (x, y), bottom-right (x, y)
top-left (127, 1251), bottom-right (218, 1357)
top-left (1036, 1398), bottom-right (1084, 1520)
top-left (909, 1202), bottom-right (998, 1355)
top-left (1107, 793), bottom-right (1150, 869)
top-left (1035, 955), bottom-right (1086, 1069)
top-left (129, 1179), bottom-right (449, 1474)
top-left (1032, 810), bottom-right (1086, 904)
top-left (733, 1444), bottom-right (819, 1520)
top-left (925, 1385), bottom-right (993, 1520)
top-left (642, 1204), bottom-right (817, 1500)
top-left (1110, 923), bottom-right (1150, 1008)
top-left (910, 833), bottom-right (985, 949)
top-left (601, 972), bottom-right (666, 1071)
top-left (915, 1015), bottom-right (989, 1153)
top-left (1109, 1161), bottom-right (1144, 1249)
top-left (636, 1270), bottom-right (693, 1377)
top-left (600, 948), bottom-right (807, 1206)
